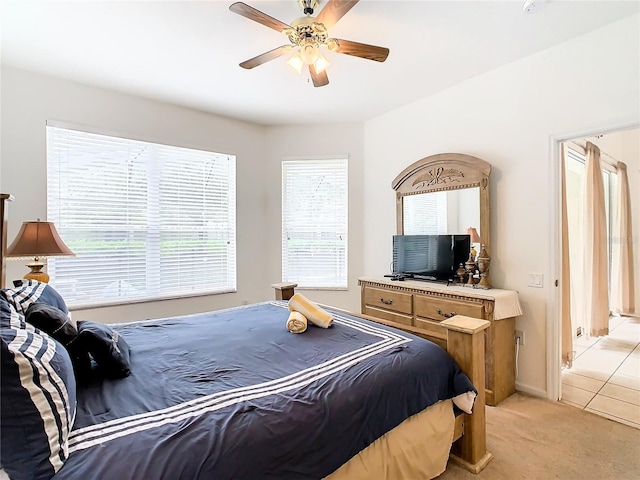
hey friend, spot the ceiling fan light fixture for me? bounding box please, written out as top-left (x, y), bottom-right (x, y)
top-left (286, 52), bottom-right (305, 74)
top-left (287, 47), bottom-right (329, 74)
top-left (301, 43), bottom-right (319, 65)
top-left (313, 52), bottom-right (330, 74)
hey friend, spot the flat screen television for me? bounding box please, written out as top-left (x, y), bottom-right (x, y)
top-left (392, 234), bottom-right (470, 281)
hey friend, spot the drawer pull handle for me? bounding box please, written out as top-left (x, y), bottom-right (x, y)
top-left (380, 298), bottom-right (393, 305)
top-left (436, 309), bottom-right (456, 318)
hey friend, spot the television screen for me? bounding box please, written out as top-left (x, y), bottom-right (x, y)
top-left (392, 234), bottom-right (470, 281)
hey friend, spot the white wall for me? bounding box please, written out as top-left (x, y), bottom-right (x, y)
top-left (363, 14), bottom-right (640, 397)
top-left (0, 67), bottom-right (271, 323)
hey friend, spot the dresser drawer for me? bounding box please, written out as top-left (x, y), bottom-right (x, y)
top-left (363, 286), bottom-right (412, 315)
top-left (414, 317), bottom-right (448, 340)
top-left (414, 295), bottom-right (484, 321)
top-left (363, 306), bottom-right (413, 327)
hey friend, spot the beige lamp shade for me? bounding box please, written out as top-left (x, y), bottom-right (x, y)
top-left (466, 227), bottom-right (481, 243)
top-left (6, 221), bottom-right (75, 283)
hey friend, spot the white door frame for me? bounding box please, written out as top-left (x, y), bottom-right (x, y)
top-left (547, 121), bottom-right (639, 402)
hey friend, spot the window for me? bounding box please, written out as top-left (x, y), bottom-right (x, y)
top-left (282, 158), bottom-right (348, 289)
top-left (47, 125), bottom-right (236, 308)
top-left (403, 191), bottom-right (448, 235)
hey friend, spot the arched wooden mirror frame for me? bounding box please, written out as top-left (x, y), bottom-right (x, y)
top-left (392, 152), bottom-right (492, 255)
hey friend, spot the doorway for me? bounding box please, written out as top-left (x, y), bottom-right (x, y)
top-left (557, 128), bottom-right (640, 429)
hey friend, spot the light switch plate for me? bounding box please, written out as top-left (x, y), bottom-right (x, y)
top-left (527, 273), bottom-right (543, 288)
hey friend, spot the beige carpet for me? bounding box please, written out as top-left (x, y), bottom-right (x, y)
top-left (436, 392), bottom-right (640, 480)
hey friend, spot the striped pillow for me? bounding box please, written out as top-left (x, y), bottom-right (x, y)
top-left (2, 280), bottom-right (69, 317)
top-left (0, 296), bottom-right (76, 480)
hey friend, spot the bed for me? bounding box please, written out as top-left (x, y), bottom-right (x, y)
top-left (0, 193), bottom-right (492, 480)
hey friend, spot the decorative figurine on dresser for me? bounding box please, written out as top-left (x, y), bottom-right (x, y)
top-left (476, 245), bottom-right (492, 289)
top-left (359, 152), bottom-right (522, 406)
top-left (461, 243), bottom-right (492, 289)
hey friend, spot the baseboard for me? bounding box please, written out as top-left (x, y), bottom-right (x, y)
top-left (515, 383), bottom-right (547, 399)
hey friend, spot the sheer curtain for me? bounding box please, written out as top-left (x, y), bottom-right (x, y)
top-left (561, 146), bottom-right (574, 367)
top-left (583, 141), bottom-right (610, 337)
top-left (611, 161), bottom-right (636, 315)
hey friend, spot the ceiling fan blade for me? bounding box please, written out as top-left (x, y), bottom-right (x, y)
top-left (331, 39), bottom-right (389, 62)
top-left (309, 65), bottom-right (329, 87)
top-left (229, 2), bottom-right (291, 33)
top-left (240, 45), bottom-right (291, 69)
top-left (315, 0), bottom-right (359, 30)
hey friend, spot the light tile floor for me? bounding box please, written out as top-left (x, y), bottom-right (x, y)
top-left (561, 315), bottom-right (640, 429)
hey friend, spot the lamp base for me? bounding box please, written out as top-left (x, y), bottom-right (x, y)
top-left (24, 260), bottom-right (50, 283)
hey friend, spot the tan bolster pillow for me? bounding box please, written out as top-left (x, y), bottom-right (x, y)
top-left (286, 311), bottom-right (308, 334)
top-left (288, 293), bottom-right (333, 328)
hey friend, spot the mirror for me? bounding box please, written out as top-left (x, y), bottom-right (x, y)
top-left (402, 187), bottom-right (480, 236)
top-left (392, 153), bottom-right (491, 255)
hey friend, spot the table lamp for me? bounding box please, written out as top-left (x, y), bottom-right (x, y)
top-left (6, 220), bottom-right (75, 283)
top-left (466, 227), bottom-right (481, 258)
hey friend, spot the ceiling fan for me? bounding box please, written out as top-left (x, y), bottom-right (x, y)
top-left (229, 0), bottom-right (390, 87)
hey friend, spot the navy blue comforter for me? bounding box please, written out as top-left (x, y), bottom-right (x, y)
top-left (53, 301), bottom-right (475, 480)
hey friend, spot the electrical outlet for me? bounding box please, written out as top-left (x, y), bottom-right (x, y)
top-left (515, 329), bottom-right (525, 346)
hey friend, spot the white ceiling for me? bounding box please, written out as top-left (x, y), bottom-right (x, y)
top-left (2, 0), bottom-right (639, 126)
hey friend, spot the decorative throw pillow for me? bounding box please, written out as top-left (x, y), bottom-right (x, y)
top-left (3, 280), bottom-right (70, 317)
top-left (1, 296), bottom-right (77, 480)
top-left (77, 321), bottom-right (131, 378)
top-left (65, 338), bottom-right (94, 385)
top-left (25, 302), bottom-right (77, 347)
top-left (23, 302), bottom-right (93, 384)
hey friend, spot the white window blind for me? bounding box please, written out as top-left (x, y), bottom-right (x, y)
top-left (46, 125), bottom-right (236, 308)
top-left (282, 158), bottom-right (348, 289)
top-left (403, 191), bottom-right (448, 235)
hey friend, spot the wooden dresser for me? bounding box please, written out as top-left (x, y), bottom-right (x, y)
top-left (359, 277), bottom-right (523, 406)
